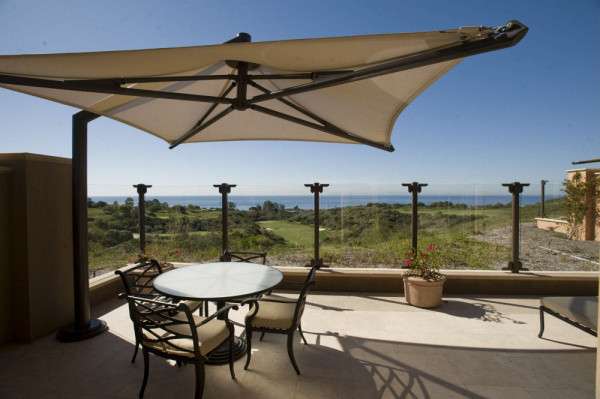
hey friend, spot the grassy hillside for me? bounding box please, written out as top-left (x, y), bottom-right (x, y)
top-left (87, 197), bottom-right (567, 275)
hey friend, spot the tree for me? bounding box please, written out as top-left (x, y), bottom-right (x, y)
top-left (563, 172), bottom-right (597, 239)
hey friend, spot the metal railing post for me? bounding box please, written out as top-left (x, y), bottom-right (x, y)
top-left (502, 182), bottom-right (530, 273)
top-left (540, 179), bottom-right (548, 218)
top-left (214, 183), bottom-right (236, 261)
top-left (305, 182), bottom-right (329, 268)
top-left (402, 182), bottom-right (428, 257)
top-left (133, 183), bottom-right (152, 253)
top-left (56, 111), bottom-right (108, 342)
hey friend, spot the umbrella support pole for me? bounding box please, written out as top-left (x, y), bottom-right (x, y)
top-left (305, 182), bottom-right (329, 268)
top-left (215, 183), bottom-right (236, 261)
top-left (134, 183), bottom-right (152, 254)
top-left (57, 111), bottom-right (108, 342)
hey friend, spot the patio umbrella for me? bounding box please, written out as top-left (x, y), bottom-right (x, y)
top-left (0, 20), bottom-right (528, 341)
top-left (0, 21), bottom-right (527, 152)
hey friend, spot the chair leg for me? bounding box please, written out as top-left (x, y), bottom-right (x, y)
top-left (287, 331), bottom-right (300, 375)
top-left (131, 340), bottom-right (140, 363)
top-left (298, 323), bottom-right (308, 345)
top-left (194, 362), bottom-right (205, 399)
top-left (259, 332), bottom-right (266, 341)
top-left (244, 327), bottom-right (253, 370)
top-left (228, 324), bottom-right (236, 380)
top-left (538, 307), bottom-right (545, 338)
top-left (139, 349), bottom-right (149, 399)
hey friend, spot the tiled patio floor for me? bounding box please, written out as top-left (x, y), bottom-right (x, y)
top-left (0, 294), bottom-right (596, 398)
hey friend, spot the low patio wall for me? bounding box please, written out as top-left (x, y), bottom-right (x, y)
top-left (90, 265), bottom-right (599, 306)
top-left (535, 217), bottom-right (570, 236)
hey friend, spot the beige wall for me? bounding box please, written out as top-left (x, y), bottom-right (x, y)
top-left (0, 167), bottom-right (13, 342)
top-left (535, 218), bottom-right (570, 236)
top-left (0, 153), bottom-right (74, 343)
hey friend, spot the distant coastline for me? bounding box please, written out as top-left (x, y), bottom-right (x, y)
top-left (90, 194), bottom-right (561, 211)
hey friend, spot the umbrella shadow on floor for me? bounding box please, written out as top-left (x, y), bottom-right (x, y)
top-left (300, 330), bottom-right (594, 399)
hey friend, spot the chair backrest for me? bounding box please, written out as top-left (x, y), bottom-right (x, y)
top-left (292, 265), bottom-right (318, 326)
top-left (226, 251), bottom-right (267, 264)
top-left (126, 295), bottom-right (200, 358)
top-left (115, 259), bottom-right (163, 296)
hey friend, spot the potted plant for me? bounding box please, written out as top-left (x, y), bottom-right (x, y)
top-left (403, 244), bottom-right (446, 308)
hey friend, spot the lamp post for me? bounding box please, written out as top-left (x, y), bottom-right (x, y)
top-left (402, 182), bottom-right (428, 257)
top-left (502, 182), bottom-right (529, 273)
top-left (214, 183), bottom-right (236, 261)
top-left (133, 184), bottom-right (152, 253)
top-left (305, 182), bottom-right (329, 268)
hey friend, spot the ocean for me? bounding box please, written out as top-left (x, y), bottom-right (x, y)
top-left (90, 194), bottom-right (559, 210)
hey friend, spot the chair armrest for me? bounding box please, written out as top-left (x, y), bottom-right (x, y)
top-left (239, 298), bottom-right (260, 321)
top-left (259, 298), bottom-right (298, 304)
top-left (190, 303), bottom-right (240, 326)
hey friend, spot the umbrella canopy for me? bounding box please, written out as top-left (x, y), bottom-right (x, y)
top-left (0, 20), bottom-right (527, 151)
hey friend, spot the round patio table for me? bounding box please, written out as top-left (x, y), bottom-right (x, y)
top-left (153, 262), bottom-right (283, 364)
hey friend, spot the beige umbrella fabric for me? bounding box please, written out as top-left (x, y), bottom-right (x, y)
top-left (0, 21), bottom-right (527, 151)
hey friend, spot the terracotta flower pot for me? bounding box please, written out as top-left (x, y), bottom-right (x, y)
top-left (403, 276), bottom-right (446, 308)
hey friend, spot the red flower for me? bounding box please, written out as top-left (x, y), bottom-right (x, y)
top-left (403, 258), bottom-right (413, 267)
top-left (427, 244), bottom-right (436, 252)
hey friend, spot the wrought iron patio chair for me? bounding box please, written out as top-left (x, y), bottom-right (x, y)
top-left (223, 250), bottom-right (267, 264)
top-left (115, 258), bottom-right (203, 363)
top-left (204, 250), bottom-right (269, 314)
top-left (243, 264), bottom-right (318, 375)
top-left (124, 294), bottom-right (238, 399)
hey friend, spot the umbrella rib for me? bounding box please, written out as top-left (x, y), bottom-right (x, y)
top-left (249, 21), bottom-right (528, 104)
top-left (249, 104), bottom-right (393, 152)
top-left (169, 105), bottom-right (235, 149)
top-left (65, 70), bottom-right (353, 85)
top-left (0, 74), bottom-right (235, 104)
top-left (68, 75), bottom-right (237, 85)
top-left (180, 82), bottom-right (237, 139)
top-left (247, 80), bottom-right (332, 127)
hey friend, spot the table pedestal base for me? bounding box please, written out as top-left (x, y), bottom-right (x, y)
top-left (206, 336), bottom-right (246, 365)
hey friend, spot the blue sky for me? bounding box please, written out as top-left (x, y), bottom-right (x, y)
top-left (0, 0), bottom-right (598, 196)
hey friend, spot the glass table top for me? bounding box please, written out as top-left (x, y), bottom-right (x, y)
top-left (153, 262), bottom-right (283, 301)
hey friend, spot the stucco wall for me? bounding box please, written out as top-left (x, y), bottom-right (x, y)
top-left (0, 153), bottom-right (74, 342)
top-left (0, 167), bottom-right (13, 343)
top-left (535, 218), bottom-right (570, 236)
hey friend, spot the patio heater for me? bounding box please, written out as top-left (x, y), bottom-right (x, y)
top-left (502, 182), bottom-right (529, 273)
top-left (305, 182), bottom-right (329, 268)
top-left (0, 20), bottom-right (528, 341)
top-left (402, 182), bottom-right (428, 257)
top-left (214, 183), bottom-right (236, 261)
top-left (540, 179), bottom-right (548, 218)
top-left (133, 183), bottom-right (152, 254)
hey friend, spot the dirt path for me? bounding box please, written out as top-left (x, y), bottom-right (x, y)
top-left (474, 223), bottom-right (599, 271)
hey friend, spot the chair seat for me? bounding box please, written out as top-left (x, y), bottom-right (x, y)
top-left (144, 315), bottom-right (229, 357)
top-left (250, 299), bottom-right (296, 330)
top-left (182, 300), bottom-right (202, 312)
